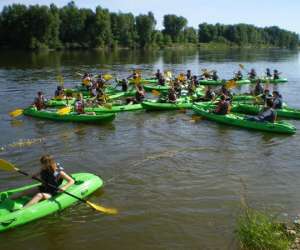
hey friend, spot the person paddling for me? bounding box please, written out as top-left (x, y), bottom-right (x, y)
top-left (33, 91), bottom-right (47, 110)
top-left (168, 85), bottom-right (177, 103)
top-left (212, 70), bottom-right (219, 81)
top-left (266, 68), bottom-right (272, 78)
top-left (74, 93), bottom-right (85, 114)
top-left (54, 86), bottom-right (65, 100)
top-left (248, 68), bottom-right (257, 80)
top-left (234, 70), bottom-right (243, 81)
top-left (247, 99), bottom-right (276, 123)
top-left (253, 80), bottom-right (264, 96)
top-left (120, 79), bottom-right (128, 92)
top-left (155, 69), bottom-right (162, 80)
top-left (186, 70), bottom-right (192, 80)
top-left (214, 94), bottom-right (230, 115)
top-left (198, 86), bottom-right (216, 102)
top-left (135, 84), bottom-right (145, 103)
top-left (11, 155), bottom-right (74, 209)
top-left (272, 91), bottom-right (283, 109)
top-left (273, 69), bottom-right (280, 80)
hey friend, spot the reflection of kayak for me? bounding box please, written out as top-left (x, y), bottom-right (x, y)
top-left (192, 103), bottom-right (296, 134)
top-left (23, 107), bottom-right (115, 124)
top-left (232, 103), bottom-right (300, 119)
top-left (0, 173), bottom-right (103, 232)
top-left (142, 98), bottom-right (193, 111)
top-left (85, 103), bottom-right (143, 113)
top-left (199, 79), bottom-right (251, 85)
top-left (249, 78), bottom-right (288, 84)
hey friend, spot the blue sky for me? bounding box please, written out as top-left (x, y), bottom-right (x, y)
top-left (1, 0), bottom-right (299, 34)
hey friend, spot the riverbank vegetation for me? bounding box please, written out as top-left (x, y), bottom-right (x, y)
top-left (0, 2), bottom-right (298, 50)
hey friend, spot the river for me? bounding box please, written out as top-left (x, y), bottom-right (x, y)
top-left (0, 48), bottom-right (300, 249)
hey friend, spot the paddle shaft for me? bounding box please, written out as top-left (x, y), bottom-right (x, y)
top-left (16, 169), bottom-right (87, 204)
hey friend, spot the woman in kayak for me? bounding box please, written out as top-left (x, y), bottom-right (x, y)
top-left (74, 93), bottom-right (85, 114)
top-left (247, 99), bottom-right (276, 123)
top-left (272, 91), bottom-right (283, 109)
top-left (33, 91), bottom-right (47, 110)
top-left (213, 95), bottom-right (229, 115)
top-left (253, 80), bottom-right (264, 96)
top-left (11, 155), bottom-right (74, 208)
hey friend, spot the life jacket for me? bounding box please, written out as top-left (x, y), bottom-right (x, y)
top-left (34, 96), bottom-right (46, 110)
top-left (273, 97), bottom-right (282, 109)
top-left (75, 100), bottom-right (84, 114)
top-left (158, 78), bottom-right (165, 86)
top-left (215, 100), bottom-right (229, 115)
top-left (168, 89), bottom-right (177, 101)
top-left (40, 164), bottom-right (63, 195)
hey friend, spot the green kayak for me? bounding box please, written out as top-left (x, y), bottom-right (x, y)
top-left (0, 173), bottom-right (102, 232)
top-left (142, 98), bottom-right (193, 111)
top-left (192, 103), bottom-right (296, 134)
top-left (250, 78), bottom-right (288, 84)
top-left (232, 95), bottom-right (256, 102)
top-left (144, 84), bottom-right (170, 92)
top-left (23, 107), bottom-right (115, 124)
top-left (199, 79), bottom-right (251, 85)
top-left (85, 103), bottom-right (143, 113)
top-left (128, 78), bottom-right (158, 84)
top-left (232, 103), bottom-right (300, 119)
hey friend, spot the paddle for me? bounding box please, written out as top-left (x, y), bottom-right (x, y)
top-left (225, 80), bottom-right (237, 89)
top-left (151, 89), bottom-right (161, 96)
top-left (9, 109), bottom-right (23, 118)
top-left (0, 159), bottom-right (118, 215)
top-left (57, 106), bottom-right (71, 115)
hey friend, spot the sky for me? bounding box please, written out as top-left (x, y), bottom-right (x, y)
top-left (0, 0), bottom-right (299, 34)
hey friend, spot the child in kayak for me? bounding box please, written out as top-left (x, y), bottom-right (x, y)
top-left (247, 99), bottom-right (276, 123)
top-left (272, 91), bottom-right (283, 109)
top-left (213, 95), bottom-right (229, 115)
top-left (273, 70), bottom-right (280, 80)
top-left (11, 155), bottom-right (74, 208)
top-left (74, 93), bottom-right (85, 114)
top-left (33, 91), bottom-right (47, 110)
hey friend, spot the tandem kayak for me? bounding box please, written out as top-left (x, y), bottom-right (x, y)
top-left (0, 173), bottom-right (103, 232)
top-left (23, 107), bottom-right (115, 124)
top-left (232, 103), bottom-right (300, 119)
top-left (192, 103), bottom-right (296, 134)
top-left (85, 103), bottom-right (143, 113)
top-left (199, 79), bottom-right (251, 85)
top-left (142, 98), bottom-right (193, 111)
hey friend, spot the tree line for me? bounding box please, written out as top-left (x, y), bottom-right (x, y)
top-left (0, 2), bottom-right (298, 50)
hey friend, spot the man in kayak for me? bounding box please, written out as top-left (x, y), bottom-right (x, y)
top-left (197, 86), bottom-right (216, 102)
top-left (266, 68), bottom-right (272, 78)
top-left (248, 68), bottom-right (257, 80)
top-left (234, 70), bottom-right (243, 81)
top-left (11, 155), bottom-right (74, 209)
top-left (155, 69), bottom-right (162, 80)
top-left (272, 91), bottom-right (283, 109)
top-left (33, 91), bottom-right (47, 110)
top-left (253, 80), bottom-right (264, 96)
top-left (213, 94), bottom-right (229, 115)
top-left (186, 70), bottom-right (192, 80)
top-left (54, 86), bottom-right (65, 100)
top-left (273, 70), bottom-right (280, 80)
top-left (247, 99), bottom-right (277, 123)
top-left (212, 70), bottom-right (219, 81)
top-left (200, 70), bottom-right (211, 80)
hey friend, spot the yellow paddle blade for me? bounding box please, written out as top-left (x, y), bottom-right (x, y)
top-left (86, 201), bottom-right (118, 215)
top-left (152, 90), bottom-right (161, 96)
top-left (134, 77), bottom-right (141, 85)
top-left (9, 109), bottom-right (23, 118)
top-left (239, 64), bottom-right (245, 69)
top-left (57, 106), bottom-right (71, 115)
top-left (103, 74), bottom-right (113, 81)
top-left (225, 80), bottom-right (237, 89)
top-left (178, 73), bottom-right (186, 82)
top-left (0, 159), bottom-right (19, 172)
top-left (164, 71), bottom-right (172, 79)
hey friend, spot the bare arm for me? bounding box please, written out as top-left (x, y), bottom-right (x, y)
top-left (59, 171), bottom-right (75, 191)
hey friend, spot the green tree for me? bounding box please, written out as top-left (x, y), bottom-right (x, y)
top-left (163, 14), bottom-right (187, 42)
top-left (136, 12), bottom-right (156, 47)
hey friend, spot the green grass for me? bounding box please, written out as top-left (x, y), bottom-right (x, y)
top-left (236, 209), bottom-right (294, 250)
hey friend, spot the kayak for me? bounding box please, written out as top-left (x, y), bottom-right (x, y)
top-left (192, 103), bottom-right (296, 134)
top-left (23, 107), bottom-right (115, 124)
top-left (250, 78), bottom-right (288, 84)
top-left (0, 172), bottom-right (102, 232)
top-left (232, 103), bottom-right (300, 119)
top-left (142, 98), bottom-right (193, 111)
top-left (85, 103), bottom-right (143, 113)
top-left (46, 98), bottom-right (76, 107)
top-left (128, 78), bottom-right (158, 84)
top-left (144, 84), bottom-right (170, 92)
top-left (199, 79), bottom-right (251, 85)
top-left (232, 95), bottom-right (256, 102)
